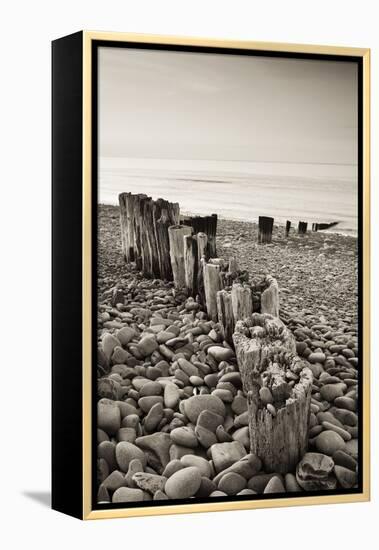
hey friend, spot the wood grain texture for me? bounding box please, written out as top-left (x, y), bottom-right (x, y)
top-left (216, 289), bottom-right (234, 343)
top-left (168, 225), bottom-right (193, 288)
top-left (233, 313), bottom-right (313, 473)
top-left (204, 262), bottom-right (222, 321)
top-left (261, 275), bottom-right (279, 317)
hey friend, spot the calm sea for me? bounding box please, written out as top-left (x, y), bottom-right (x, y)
top-left (99, 158), bottom-right (358, 235)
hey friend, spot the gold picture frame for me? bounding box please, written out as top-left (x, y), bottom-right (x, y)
top-left (52, 31), bottom-right (370, 520)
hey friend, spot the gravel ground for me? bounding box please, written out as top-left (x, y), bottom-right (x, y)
top-left (96, 204), bottom-right (359, 504)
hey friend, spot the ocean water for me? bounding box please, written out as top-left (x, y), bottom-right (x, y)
top-left (99, 157), bottom-right (358, 235)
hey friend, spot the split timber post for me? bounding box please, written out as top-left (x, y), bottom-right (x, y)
top-left (119, 193), bottom-right (130, 261)
top-left (133, 195), bottom-right (150, 272)
top-left (204, 262), bottom-right (222, 321)
top-left (207, 214), bottom-right (218, 257)
top-left (153, 201), bottom-right (177, 280)
top-left (233, 313), bottom-right (313, 473)
top-left (261, 275), bottom-right (279, 317)
top-left (196, 233), bottom-right (208, 305)
top-left (183, 234), bottom-right (199, 296)
top-left (298, 221), bottom-right (308, 234)
top-left (216, 290), bottom-right (234, 343)
top-left (168, 225), bottom-right (193, 288)
top-left (285, 220), bottom-right (291, 238)
top-left (184, 214), bottom-right (218, 257)
top-left (258, 216), bottom-right (274, 244)
top-left (196, 232), bottom-right (208, 263)
top-left (119, 192), bottom-right (180, 279)
top-left (312, 223), bottom-right (319, 232)
top-left (119, 192), bottom-right (147, 263)
top-left (231, 283), bottom-right (252, 324)
top-left (141, 198), bottom-right (161, 277)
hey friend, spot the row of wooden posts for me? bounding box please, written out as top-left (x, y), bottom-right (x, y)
top-left (169, 223), bottom-right (280, 342)
top-left (119, 193), bottom-right (327, 280)
top-left (118, 192), bottom-right (311, 474)
top-left (119, 193), bottom-right (280, 341)
top-left (119, 193), bottom-right (217, 281)
top-left (261, 216), bottom-right (338, 243)
top-left (174, 232), bottom-right (310, 473)
top-left (260, 216), bottom-right (313, 244)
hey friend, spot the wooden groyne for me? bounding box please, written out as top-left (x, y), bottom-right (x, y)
top-left (258, 216), bottom-right (274, 244)
top-left (118, 192), bottom-right (287, 340)
top-left (117, 192), bottom-right (316, 474)
top-left (312, 221), bottom-right (339, 232)
top-left (181, 214), bottom-right (218, 257)
top-left (119, 193), bottom-right (218, 281)
top-left (119, 193), bottom-right (180, 279)
top-left (119, 193), bottom-right (339, 283)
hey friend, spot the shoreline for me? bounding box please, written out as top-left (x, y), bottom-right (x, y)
top-left (98, 202), bottom-right (358, 239)
top-left (98, 203), bottom-right (358, 327)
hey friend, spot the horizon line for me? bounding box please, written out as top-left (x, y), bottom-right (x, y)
top-left (100, 155), bottom-right (358, 168)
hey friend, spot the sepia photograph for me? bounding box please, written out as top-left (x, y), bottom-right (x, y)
top-left (95, 44), bottom-right (361, 507)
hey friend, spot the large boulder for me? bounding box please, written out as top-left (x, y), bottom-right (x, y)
top-left (296, 452), bottom-right (336, 490)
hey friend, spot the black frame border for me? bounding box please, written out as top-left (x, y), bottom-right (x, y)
top-left (91, 39), bottom-right (364, 513)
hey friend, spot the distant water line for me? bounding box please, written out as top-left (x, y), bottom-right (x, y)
top-left (99, 157), bottom-right (358, 236)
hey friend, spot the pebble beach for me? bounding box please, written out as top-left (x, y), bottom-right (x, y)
top-left (97, 204), bottom-right (359, 504)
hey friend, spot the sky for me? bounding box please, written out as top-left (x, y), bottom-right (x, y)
top-left (98, 46), bottom-right (358, 166)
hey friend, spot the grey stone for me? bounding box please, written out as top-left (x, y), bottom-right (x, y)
top-left (165, 467), bottom-right (202, 499)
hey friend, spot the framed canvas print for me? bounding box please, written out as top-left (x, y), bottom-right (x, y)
top-left (52, 31), bottom-right (370, 520)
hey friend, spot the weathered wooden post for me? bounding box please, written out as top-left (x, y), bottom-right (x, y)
top-left (196, 233), bottom-right (208, 305)
top-left (285, 220), bottom-right (291, 238)
top-left (119, 193), bottom-right (128, 261)
top-left (168, 225), bottom-right (193, 288)
top-left (261, 275), bottom-right (279, 317)
top-left (231, 283), bottom-right (252, 324)
top-left (196, 232), bottom-right (208, 263)
top-left (184, 234), bottom-right (198, 296)
top-left (216, 290), bottom-right (234, 343)
top-left (204, 262), bottom-right (222, 321)
top-left (258, 216), bottom-right (274, 244)
top-left (119, 192), bottom-right (129, 262)
top-left (153, 206), bottom-right (172, 280)
top-left (298, 221), bottom-right (308, 234)
top-left (133, 194), bottom-right (150, 271)
top-left (142, 198), bottom-right (162, 278)
top-left (185, 214), bottom-right (218, 257)
top-left (119, 193), bottom-right (180, 280)
top-left (152, 198), bottom-right (180, 281)
top-left (316, 221), bottom-right (338, 231)
top-left (233, 313), bottom-right (313, 473)
top-left (119, 192), bottom-right (145, 263)
top-left (207, 214), bottom-right (218, 258)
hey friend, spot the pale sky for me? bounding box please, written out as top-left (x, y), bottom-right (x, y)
top-left (98, 46), bottom-right (358, 165)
